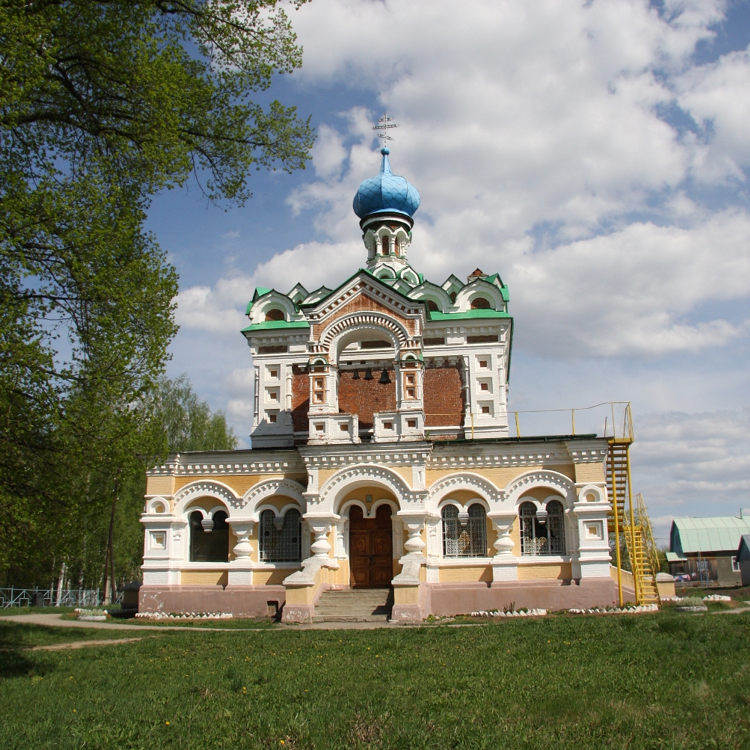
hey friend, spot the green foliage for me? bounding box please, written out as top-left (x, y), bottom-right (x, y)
top-left (0, 0), bottom-right (311, 589)
top-left (0, 613), bottom-right (749, 748)
top-left (145, 375), bottom-right (239, 455)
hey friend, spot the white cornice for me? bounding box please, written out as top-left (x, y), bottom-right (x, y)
top-left (145, 438), bottom-right (607, 477)
top-left (146, 450), bottom-right (305, 477)
top-left (299, 442), bottom-right (433, 469)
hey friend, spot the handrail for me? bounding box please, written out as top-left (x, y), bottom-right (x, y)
top-left (510, 401), bottom-right (633, 440)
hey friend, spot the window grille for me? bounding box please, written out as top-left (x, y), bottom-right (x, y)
top-left (520, 501), bottom-right (566, 556)
top-left (442, 503), bottom-right (487, 557)
top-left (189, 510), bottom-right (229, 562)
top-left (260, 509), bottom-right (302, 562)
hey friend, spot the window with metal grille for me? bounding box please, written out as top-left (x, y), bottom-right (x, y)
top-left (259, 509), bottom-right (302, 562)
top-left (520, 500), bottom-right (565, 556)
top-left (189, 509), bottom-right (229, 562)
top-left (442, 503), bottom-right (487, 557)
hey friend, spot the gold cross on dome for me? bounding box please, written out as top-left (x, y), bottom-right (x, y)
top-left (373, 113), bottom-right (398, 144)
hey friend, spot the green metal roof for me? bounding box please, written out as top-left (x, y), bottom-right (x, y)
top-left (428, 309), bottom-right (512, 321)
top-left (241, 320), bottom-right (310, 332)
top-left (670, 516), bottom-right (750, 555)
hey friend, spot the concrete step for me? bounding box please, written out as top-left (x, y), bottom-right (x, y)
top-left (313, 588), bottom-right (393, 623)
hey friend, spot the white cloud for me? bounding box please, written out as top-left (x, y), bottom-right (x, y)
top-left (633, 407), bottom-right (750, 541)
top-left (311, 124), bottom-right (347, 180)
top-left (676, 47), bottom-right (750, 182)
top-left (509, 210), bottom-right (750, 357)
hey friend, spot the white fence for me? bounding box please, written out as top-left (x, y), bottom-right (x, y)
top-left (0, 587), bottom-right (122, 608)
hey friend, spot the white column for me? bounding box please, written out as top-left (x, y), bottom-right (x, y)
top-left (488, 513), bottom-right (518, 581)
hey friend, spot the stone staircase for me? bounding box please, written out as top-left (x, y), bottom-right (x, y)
top-left (313, 588), bottom-right (393, 623)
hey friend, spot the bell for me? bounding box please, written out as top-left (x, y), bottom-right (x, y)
top-left (379, 367), bottom-right (391, 384)
top-left (352, 368), bottom-right (360, 380)
top-left (364, 368), bottom-right (373, 380)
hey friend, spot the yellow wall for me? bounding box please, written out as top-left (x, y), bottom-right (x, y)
top-left (517, 563), bottom-right (572, 581)
top-left (574, 462), bottom-right (606, 483)
top-left (439, 566), bottom-right (492, 583)
top-left (254, 569), bottom-right (295, 586)
top-left (146, 476), bottom-right (174, 497)
top-left (180, 570), bottom-right (228, 586)
top-left (394, 586), bottom-right (419, 605)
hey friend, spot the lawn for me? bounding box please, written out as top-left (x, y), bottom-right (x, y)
top-left (1, 612), bottom-right (748, 749)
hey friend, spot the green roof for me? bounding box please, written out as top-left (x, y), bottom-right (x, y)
top-left (670, 516), bottom-right (750, 555)
top-left (241, 321), bottom-right (310, 332)
top-left (428, 310), bottom-right (512, 321)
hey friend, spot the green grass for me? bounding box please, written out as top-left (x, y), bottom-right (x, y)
top-left (0, 605), bottom-right (77, 615)
top-left (1, 612), bottom-right (749, 749)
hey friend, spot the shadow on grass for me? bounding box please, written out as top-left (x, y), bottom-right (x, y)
top-left (0, 623), bottom-right (42, 678)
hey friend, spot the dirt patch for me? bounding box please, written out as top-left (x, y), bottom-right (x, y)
top-left (29, 637), bottom-right (144, 651)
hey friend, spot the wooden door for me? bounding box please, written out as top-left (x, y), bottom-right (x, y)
top-left (349, 505), bottom-right (393, 588)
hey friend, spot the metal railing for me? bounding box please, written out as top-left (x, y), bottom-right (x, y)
top-left (510, 401), bottom-right (633, 440)
top-left (0, 587), bottom-right (123, 608)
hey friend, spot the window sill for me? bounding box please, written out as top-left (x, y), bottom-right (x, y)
top-left (432, 557), bottom-right (493, 566)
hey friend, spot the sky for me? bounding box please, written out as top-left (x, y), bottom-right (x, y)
top-left (146, 0), bottom-right (750, 545)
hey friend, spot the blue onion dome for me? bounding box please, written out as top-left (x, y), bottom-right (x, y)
top-left (353, 147), bottom-right (420, 220)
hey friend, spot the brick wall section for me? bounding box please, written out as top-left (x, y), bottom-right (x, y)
top-left (290, 364), bottom-right (463, 433)
top-left (424, 365), bottom-right (463, 427)
top-left (291, 367), bottom-right (309, 432)
top-left (339, 371), bottom-right (397, 429)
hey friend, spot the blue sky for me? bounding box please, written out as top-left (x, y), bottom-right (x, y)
top-left (146, 0), bottom-right (750, 544)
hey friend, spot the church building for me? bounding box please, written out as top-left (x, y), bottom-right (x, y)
top-left (139, 142), bottom-right (622, 622)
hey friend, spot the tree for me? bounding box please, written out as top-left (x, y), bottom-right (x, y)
top-left (145, 375), bottom-right (239, 454)
top-left (0, 1), bottom-right (312, 586)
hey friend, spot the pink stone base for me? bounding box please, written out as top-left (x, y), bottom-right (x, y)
top-left (281, 604), bottom-right (315, 624)
top-left (390, 604), bottom-right (422, 624)
top-left (425, 578), bottom-right (635, 615)
top-left (138, 585), bottom-right (285, 619)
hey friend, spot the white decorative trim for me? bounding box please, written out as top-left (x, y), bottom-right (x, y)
top-left (320, 312), bottom-right (409, 352)
top-left (427, 446), bottom-right (570, 468)
top-left (300, 445), bottom-right (432, 469)
top-left (147, 451), bottom-right (304, 476)
top-left (319, 464), bottom-right (420, 513)
top-left (146, 496), bottom-right (169, 514)
top-left (575, 483), bottom-right (607, 504)
top-left (505, 470), bottom-right (576, 508)
top-left (427, 472), bottom-right (504, 509)
top-left (173, 480), bottom-right (241, 513)
top-left (255, 501), bottom-right (302, 519)
top-left (242, 478), bottom-right (307, 514)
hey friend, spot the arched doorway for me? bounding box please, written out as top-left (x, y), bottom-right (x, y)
top-left (349, 505), bottom-right (393, 588)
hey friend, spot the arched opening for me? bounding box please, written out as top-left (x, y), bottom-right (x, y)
top-left (189, 508), bottom-right (229, 562)
top-left (470, 297), bottom-right (491, 309)
top-left (520, 500), bottom-right (566, 556)
top-left (441, 503), bottom-right (487, 557)
top-left (349, 504), bottom-right (393, 588)
top-left (336, 330), bottom-right (398, 433)
top-left (259, 508), bottom-right (301, 562)
top-left (265, 307), bottom-right (285, 322)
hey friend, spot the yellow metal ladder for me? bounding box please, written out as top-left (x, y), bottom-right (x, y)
top-left (606, 413), bottom-right (660, 606)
